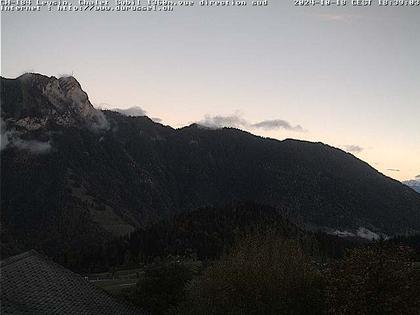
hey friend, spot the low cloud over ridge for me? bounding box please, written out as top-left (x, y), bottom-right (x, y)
top-left (251, 119), bottom-right (304, 132)
top-left (113, 106), bottom-right (147, 117)
top-left (341, 145), bottom-right (364, 154)
top-left (198, 112), bottom-right (305, 132)
top-left (96, 104), bottom-right (162, 123)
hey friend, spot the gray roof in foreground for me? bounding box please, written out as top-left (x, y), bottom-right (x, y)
top-left (0, 250), bottom-right (142, 315)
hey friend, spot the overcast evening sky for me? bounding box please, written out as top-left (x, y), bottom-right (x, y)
top-left (1, 2), bottom-right (419, 181)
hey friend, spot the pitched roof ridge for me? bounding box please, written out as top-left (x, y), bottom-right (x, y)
top-left (1, 250), bottom-right (99, 290)
top-left (0, 249), bottom-right (42, 267)
top-left (1, 250), bottom-right (144, 314)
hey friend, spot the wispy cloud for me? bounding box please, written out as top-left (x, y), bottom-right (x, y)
top-left (317, 13), bottom-right (362, 23)
top-left (197, 112), bottom-right (305, 132)
top-left (403, 176), bottom-right (420, 193)
top-left (251, 120), bottom-right (304, 132)
top-left (1, 118), bottom-right (10, 151)
top-left (90, 110), bottom-right (110, 132)
top-left (113, 106), bottom-right (147, 117)
top-left (12, 138), bottom-right (51, 154)
top-left (96, 103), bottom-right (147, 117)
top-left (341, 145), bottom-right (364, 154)
top-left (387, 168), bottom-right (400, 172)
top-left (198, 113), bottom-right (249, 129)
top-left (95, 103), bottom-right (162, 123)
top-left (151, 117), bottom-right (162, 123)
top-left (1, 118), bottom-right (51, 154)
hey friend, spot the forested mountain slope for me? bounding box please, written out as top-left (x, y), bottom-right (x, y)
top-left (1, 73), bottom-right (420, 259)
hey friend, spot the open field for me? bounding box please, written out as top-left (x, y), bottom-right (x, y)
top-left (87, 268), bottom-right (144, 294)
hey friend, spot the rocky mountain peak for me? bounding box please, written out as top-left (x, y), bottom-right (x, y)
top-left (2, 73), bottom-right (109, 131)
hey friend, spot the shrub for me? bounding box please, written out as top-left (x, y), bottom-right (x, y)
top-left (179, 231), bottom-right (325, 315)
top-left (129, 260), bottom-right (193, 315)
top-left (325, 244), bottom-right (420, 315)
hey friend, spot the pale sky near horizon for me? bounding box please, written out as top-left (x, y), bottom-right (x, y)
top-left (1, 2), bottom-right (419, 181)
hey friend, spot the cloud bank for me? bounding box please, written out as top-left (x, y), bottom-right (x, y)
top-left (197, 113), bottom-right (305, 132)
top-left (96, 103), bottom-right (147, 117)
top-left (341, 145), bottom-right (364, 154)
top-left (96, 104), bottom-right (162, 123)
top-left (317, 13), bottom-right (362, 23)
top-left (113, 106), bottom-right (147, 117)
top-left (251, 120), bottom-right (304, 132)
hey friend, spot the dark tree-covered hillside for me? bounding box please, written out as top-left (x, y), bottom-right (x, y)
top-left (2, 74), bottom-right (420, 264)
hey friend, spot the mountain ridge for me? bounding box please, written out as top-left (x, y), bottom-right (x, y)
top-left (1, 73), bottom-right (420, 261)
top-left (403, 179), bottom-right (420, 194)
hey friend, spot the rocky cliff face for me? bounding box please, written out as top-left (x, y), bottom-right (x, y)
top-left (1, 73), bottom-right (109, 153)
top-left (1, 73), bottom-right (108, 134)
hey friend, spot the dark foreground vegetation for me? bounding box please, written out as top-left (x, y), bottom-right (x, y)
top-left (24, 202), bottom-right (414, 315)
top-left (71, 204), bottom-right (420, 315)
top-left (116, 231), bottom-right (420, 315)
top-left (4, 201), bottom-right (420, 314)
